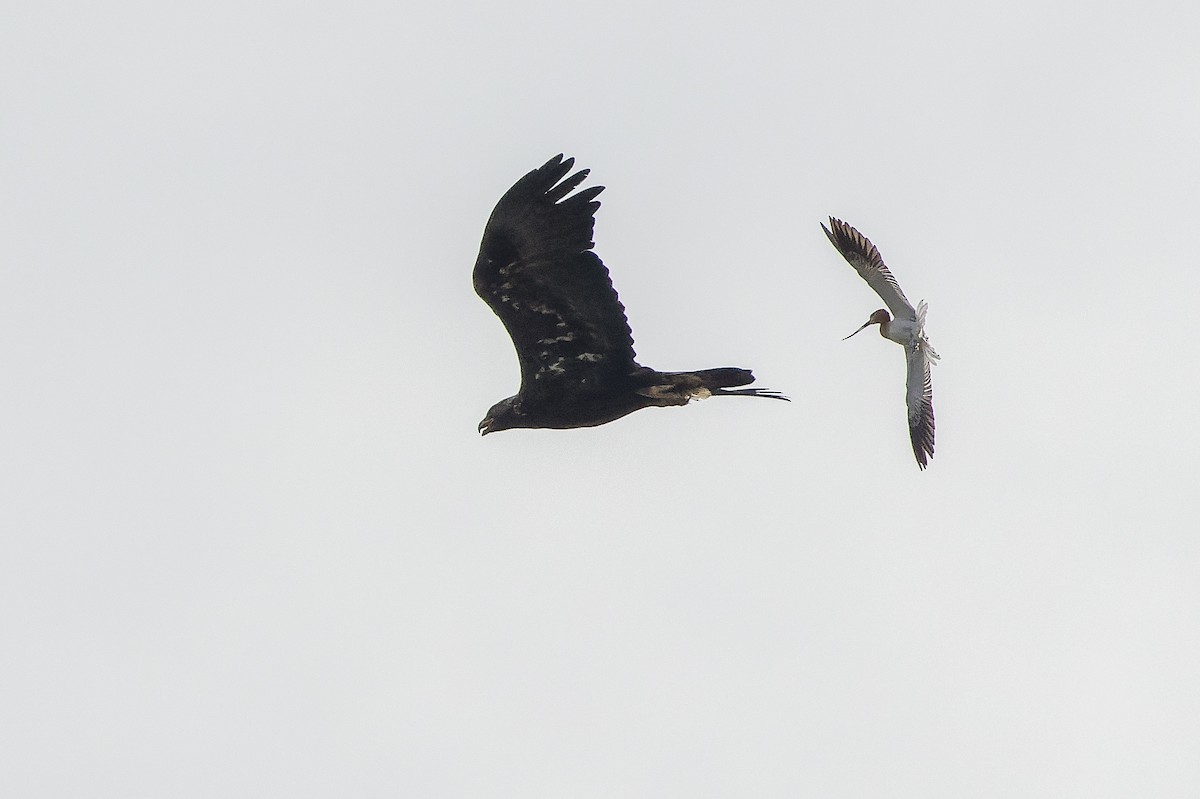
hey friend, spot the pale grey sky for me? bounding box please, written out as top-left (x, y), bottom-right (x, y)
top-left (3, 1), bottom-right (1199, 797)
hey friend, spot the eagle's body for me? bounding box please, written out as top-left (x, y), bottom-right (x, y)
top-left (474, 155), bottom-right (785, 434)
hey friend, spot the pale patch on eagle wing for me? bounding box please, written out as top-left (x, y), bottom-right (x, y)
top-left (537, 332), bottom-right (577, 345)
top-left (527, 301), bottom-right (559, 316)
top-left (539, 359), bottom-right (568, 377)
top-left (636, 384), bottom-right (712, 402)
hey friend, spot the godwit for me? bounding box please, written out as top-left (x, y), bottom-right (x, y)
top-left (822, 217), bottom-right (940, 469)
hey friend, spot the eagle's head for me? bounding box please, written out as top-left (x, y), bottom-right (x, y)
top-left (478, 396), bottom-right (521, 435)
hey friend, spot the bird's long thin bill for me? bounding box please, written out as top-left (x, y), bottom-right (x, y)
top-left (843, 322), bottom-right (872, 340)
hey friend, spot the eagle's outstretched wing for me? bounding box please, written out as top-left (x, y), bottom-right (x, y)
top-left (822, 217), bottom-right (917, 322)
top-left (473, 155), bottom-right (638, 402)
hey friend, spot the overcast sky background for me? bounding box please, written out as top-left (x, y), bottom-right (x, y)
top-left (4, 1), bottom-right (1199, 796)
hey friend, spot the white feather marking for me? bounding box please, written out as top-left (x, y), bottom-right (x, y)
top-left (537, 333), bottom-right (576, 345)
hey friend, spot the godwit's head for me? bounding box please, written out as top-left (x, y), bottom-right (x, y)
top-left (843, 309), bottom-right (891, 340)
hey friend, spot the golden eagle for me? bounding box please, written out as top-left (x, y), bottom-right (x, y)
top-left (475, 155), bottom-right (787, 435)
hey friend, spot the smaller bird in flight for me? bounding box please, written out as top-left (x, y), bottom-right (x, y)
top-left (823, 217), bottom-right (939, 469)
top-left (474, 155), bottom-right (788, 435)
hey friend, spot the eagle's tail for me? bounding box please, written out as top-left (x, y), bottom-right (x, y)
top-left (711, 386), bottom-right (790, 400)
top-left (643, 369), bottom-right (792, 405)
top-left (691, 367), bottom-right (756, 388)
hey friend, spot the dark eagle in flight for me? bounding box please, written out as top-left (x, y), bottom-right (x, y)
top-left (474, 154), bottom-right (787, 434)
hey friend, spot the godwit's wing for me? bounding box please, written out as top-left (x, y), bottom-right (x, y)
top-left (905, 344), bottom-right (936, 469)
top-left (821, 217), bottom-right (916, 322)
